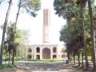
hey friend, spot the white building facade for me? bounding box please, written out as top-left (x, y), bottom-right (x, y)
top-left (25, 9), bottom-right (65, 60)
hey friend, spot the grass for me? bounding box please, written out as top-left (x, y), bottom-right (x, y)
top-left (16, 60), bottom-right (65, 64)
top-left (0, 64), bottom-right (16, 69)
top-left (36, 60), bottom-right (64, 64)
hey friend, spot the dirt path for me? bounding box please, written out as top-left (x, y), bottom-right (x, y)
top-left (0, 63), bottom-right (83, 72)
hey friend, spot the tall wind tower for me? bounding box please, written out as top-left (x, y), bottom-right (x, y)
top-left (43, 9), bottom-right (50, 43)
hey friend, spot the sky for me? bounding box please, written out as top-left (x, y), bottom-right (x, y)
top-left (0, 0), bottom-right (66, 46)
top-left (0, 0), bottom-right (96, 47)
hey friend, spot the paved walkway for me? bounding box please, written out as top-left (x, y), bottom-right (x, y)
top-left (1, 62), bottom-right (95, 72)
top-left (15, 63), bottom-right (82, 72)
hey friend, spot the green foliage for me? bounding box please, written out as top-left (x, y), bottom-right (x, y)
top-left (31, 0), bottom-right (40, 11)
top-left (60, 25), bottom-right (70, 43)
top-left (3, 24), bottom-right (28, 64)
top-left (21, 0), bottom-right (41, 16)
top-left (0, 0), bottom-right (4, 4)
top-left (54, 0), bottom-right (95, 56)
top-left (0, 64), bottom-right (15, 69)
top-left (54, 0), bottom-right (80, 19)
top-left (15, 29), bottom-right (28, 44)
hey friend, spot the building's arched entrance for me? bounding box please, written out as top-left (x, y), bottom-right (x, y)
top-left (42, 48), bottom-right (51, 59)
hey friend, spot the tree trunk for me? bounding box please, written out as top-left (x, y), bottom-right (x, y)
top-left (12, 50), bottom-right (15, 65)
top-left (67, 51), bottom-right (70, 63)
top-left (77, 52), bottom-right (80, 66)
top-left (73, 54), bottom-right (76, 64)
top-left (8, 51), bottom-right (11, 64)
top-left (14, 0), bottom-right (21, 31)
top-left (79, 0), bottom-right (89, 69)
top-left (0, 0), bottom-right (12, 64)
top-left (11, 0), bottom-right (21, 64)
top-left (81, 51), bottom-right (84, 68)
top-left (88, 0), bottom-right (96, 69)
top-left (66, 18), bottom-right (71, 64)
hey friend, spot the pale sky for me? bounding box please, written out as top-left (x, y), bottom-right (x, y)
top-left (0, 0), bottom-right (66, 46)
top-left (0, 0), bottom-right (96, 47)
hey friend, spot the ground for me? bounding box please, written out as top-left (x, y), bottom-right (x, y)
top-left (0, 62), bottom-right (84, 72)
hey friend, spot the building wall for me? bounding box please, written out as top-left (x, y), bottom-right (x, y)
top-left (26, 44), bottom-right (65, 60)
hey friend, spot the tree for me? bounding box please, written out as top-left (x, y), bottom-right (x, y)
top-left (4, 24), bottom-right (18, 64)
top-left (60, 16), bottom-right (84, 66)
top-left (15, 0), bottom-right (41, 25)
top-left (74, 0), bottom-right (95, 69)
top-left (21, 0), bottom-right (40, 16)
top-left (54, 0), bottom-right (83, 65)
top-left (4, 24), bottom-right (28, 64)
top-left (13, 0), bottom-right (41, 38)
top-left (87, 0), bottom-right (96, 69)
top-left (0, 0), bottom-right (6, 5)
top-left (0, 0), bottom-right (41, 64)
top-left (54, 0), bottom-right (96, 69)
top-left (77, 0), bottom-right (89, 68)
top-left (0, 0), bottom-right (12, 64)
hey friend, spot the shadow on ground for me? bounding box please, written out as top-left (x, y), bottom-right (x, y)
top-left (0, 63), bottom-right (84, 72)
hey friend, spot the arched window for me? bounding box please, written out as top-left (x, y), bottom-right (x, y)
top-left (36, 47), bottom-right (40, 53)
top-left (36, 55), bottom-right (40, 60)
top-left (28, 48), bottom-right (32, 52)
top-left (27, 54), bottom-right (32, 59)
top-left (53, 47), bottom-right (57, 53)
top-left (42, 48), bottom-right (51, 59)
top-left (53, 55), bottom-right (56, 59)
